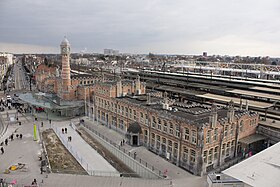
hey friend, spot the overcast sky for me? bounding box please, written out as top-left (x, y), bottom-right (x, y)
top-left (0, 0), bottom-right (280, 56)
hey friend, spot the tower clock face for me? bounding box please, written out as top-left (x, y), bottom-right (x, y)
top-left (62, 47), bottom-right (67, 53)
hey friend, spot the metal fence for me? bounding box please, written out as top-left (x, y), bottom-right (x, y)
top-left (81, 123), bottom-right (164, 179)
top-left (53, 127), bottom-right (120, 177)
top-left (0, 112), bottom-right (8, 139)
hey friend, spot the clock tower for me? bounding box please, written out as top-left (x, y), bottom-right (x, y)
top-left (60, 37), bottom-right (71, 99)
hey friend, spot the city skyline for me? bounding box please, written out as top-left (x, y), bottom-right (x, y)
top-left (0, 0), bottom-right (280, 57)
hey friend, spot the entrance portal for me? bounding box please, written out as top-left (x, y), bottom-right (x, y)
top-left (132, 135), bottom-right (138, 146)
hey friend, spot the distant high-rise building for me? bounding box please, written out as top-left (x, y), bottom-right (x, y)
top-left (104, 49), bottom-right (119, 56)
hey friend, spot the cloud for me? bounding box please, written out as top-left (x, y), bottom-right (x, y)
top-left (0, 42), bottom-right (57, 54)
top-left (0, 0), bottom-right (280, 56)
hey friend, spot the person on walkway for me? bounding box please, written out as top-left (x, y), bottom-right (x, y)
top-left (163, 169), bottom-right (168, 178)
top-left (10, 134), bottom-right (14, 141)
top-left (5, 139), bottom-right (8, 145)
top-left (40, 167), bottom-right (43, 174)
top-left (0, 142), bottom-right (3, 146)
top-left (19, 134), bottom-right (23, 139)
top-left (64, 127), bottom-right (67, 134)
top-left (16, 134), bottom-right (19, 139)
top-left (68, 136), bottom-right (70, 142)
top-left (41, 121), bottom-right (43, 127)
top-left (134, 152), bottom-right (137, 159)
top-left (0, 147), bottom-right (4, 154)
top-left (123, 139), bottom-right (125, 145)
top-left (19, 121), bottom-right (21, 126)
top-left (69, 136), bottom-right (72, 142)
top-left (62, 128), bottom-right (64, 134)
top-left (31, 179), bottom-right (37, 185)
top-left (49, 119), bottom-right (51, 124)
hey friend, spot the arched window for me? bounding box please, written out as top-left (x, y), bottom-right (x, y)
top-left (152, 116), bottom-right (156, 128)
top-left (203, 150), bottom-right (208, 163)
top-left (169, 122), bottom-right (174, 135)
top-left (157, 119), bottom-right (162, 130)
top-left (163, 120), bottom-right (168, 132)
top-left (208, 148), bottom-right (213, 164)
top-left (224, 125), bottom-right (228, 137)
top-left (190, 149), bottom-right (196, 163)
top-left (214, 128), bottom-right (218, 141)
top-left (191, 130), bottom-right (197, 144)
top-left (206, 130), bottom-right (211, 143)
top-left (183, 146), bottom-right (189, 162)
top-left (184, 128), bottom-right (190, 140)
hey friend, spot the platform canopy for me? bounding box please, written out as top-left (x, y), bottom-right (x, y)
top-left (223, 142), bottom-right (280, 187)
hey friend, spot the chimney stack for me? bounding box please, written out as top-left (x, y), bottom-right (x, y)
top-left (209, 103), bottom-right (218, 128)
top-left (227, 99), bottom-right (235, 123)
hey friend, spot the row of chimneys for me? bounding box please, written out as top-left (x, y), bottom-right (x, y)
top-left (116, 75), bottom-right (141, 97)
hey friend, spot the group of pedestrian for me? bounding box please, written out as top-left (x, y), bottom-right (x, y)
top-left (120, 139), bottom-right (125, 146)
top-left (62, 127), bottom-right (68, 134)
top-left (62, 127), bottom-right (72, 142)
top-left (0, 134), bottom-right (22, 154)
top-left (0, 133), bottom-right (23, 155)
top-left (68, 136), bottom-right (72, 142)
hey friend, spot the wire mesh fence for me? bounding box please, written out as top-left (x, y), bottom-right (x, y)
top-left (81, 122), bottom-right (164, 179)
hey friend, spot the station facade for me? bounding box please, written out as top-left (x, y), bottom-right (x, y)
top-left (91, 78), bottom-right (259, 175)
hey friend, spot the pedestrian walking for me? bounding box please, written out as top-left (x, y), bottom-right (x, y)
top-left (0, 147), bottom-right (4, 154)
top-left (123, 139), bottom-right (125, 145)
top-left (41, 121), bottom-right (43, 127)
top-left (31, 179), bottom-right (37, 185)
top-left (163, 169), bottom-right (168, 178)
top-left (5, 139), bottom-right (8, 145)
top-left (62, 128), bottom-right (64, 134)
top-left (10, 134), bottom-right (14, 141)
top-left (64, 127), bottom-right (67, 134)
top-left (68, 136), bottom-right (70, 142)
top-left (19, 121), bottom-right (21, 126)
top-left (19, 134), bottom-right (23, 139)
top-left (49, 119), bottom-right (51, 124)
top-left (133, 152), bottom-right (137, 159)
top-left (40, 167), bottom-right (43, 174)
top-left (69, 136), bottom-right (72, 142)
top-left (16, 134), bottom-right (19, 139)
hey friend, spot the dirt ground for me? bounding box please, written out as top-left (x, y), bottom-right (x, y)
top-left (42, 129), bottom-right (86, 175)
top-left (77, 128), bottom-right (137, 177)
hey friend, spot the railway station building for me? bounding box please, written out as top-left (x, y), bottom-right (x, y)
top-left (90, 77), bottom-right (261, 176)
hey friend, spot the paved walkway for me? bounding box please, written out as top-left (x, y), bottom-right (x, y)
top-left (0, 110), bottom-right (44, 186)
top-left (52, 123), bottom-right (118, 176)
